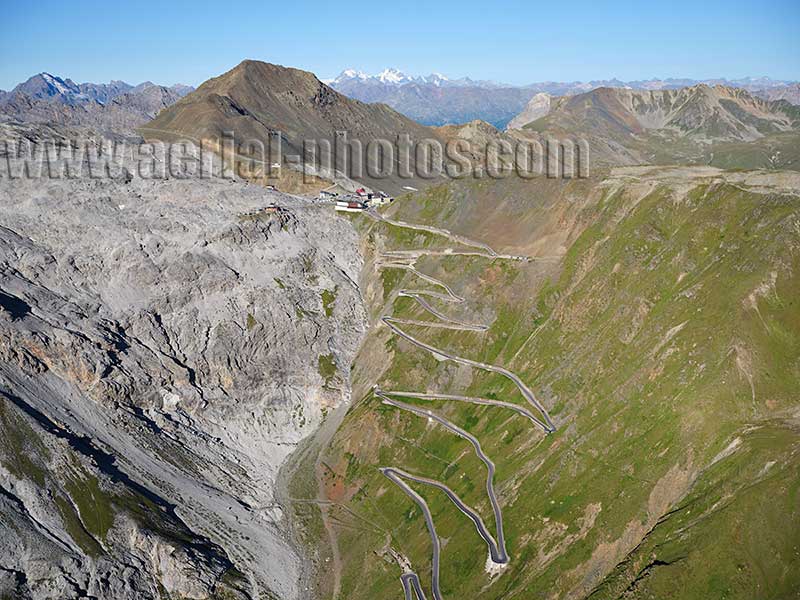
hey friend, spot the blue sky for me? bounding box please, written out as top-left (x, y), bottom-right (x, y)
top-left (1, 0), bottom-right (798, 89)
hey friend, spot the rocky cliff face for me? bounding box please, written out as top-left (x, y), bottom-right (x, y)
top-left (505, 92), bottom-right (550, 130)
top-left (0, 125), bottom-right (367, 599)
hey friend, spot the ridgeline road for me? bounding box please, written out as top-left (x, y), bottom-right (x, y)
top-left (377, 391), bottom-right (510, 564)
top-left (371, 209), bottom-right (557, 598)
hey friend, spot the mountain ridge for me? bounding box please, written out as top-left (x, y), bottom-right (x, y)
top-left (513, 84), bottom-right (800, 168)
top-left (330, 71), bottom-right (800, 129)
top-left (141, 59), bottom-right (445, 192)
top-left (0, 73), bottom-right (195, 133)
top-left (2, 72), bottom-right (194, 105)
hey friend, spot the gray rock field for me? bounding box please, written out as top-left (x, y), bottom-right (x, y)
top-left (0, 125), bottom-right (366, 599)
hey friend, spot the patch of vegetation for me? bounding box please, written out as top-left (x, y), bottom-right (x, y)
top-left (325, 177), bottom-right (800, 600)
top-left (64, 471), bottom-right (115, 541)
top-left (0, 398), bottom-right (49, 486)
top-left (318, 353), bottom-right (337, 386)
top-left (321, 287), bottom-right (338, 317)
top-left (54, 494), bottom-right (104, 557)
top-left (381, 268), bottom-right (405, 301)
top-left (295, 304), bottom-right (316, 319)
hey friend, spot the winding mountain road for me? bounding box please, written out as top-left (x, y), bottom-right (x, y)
top-left (381, 468), bottom-right (444, 600)
top-left (400, 572), bottom-right (428, 600)
top-left (368, 210), bottom-right (498, 257)
top-left (377, 391), bottom-right (509, 564)
top-left (369, 210), bottom-right (557, 599)
top-left (376, 259), bottom-right (487, 330)
top-left (381, 317), bottom-right (555, 433)
top-left (377, 390), bottom-right (547, 440)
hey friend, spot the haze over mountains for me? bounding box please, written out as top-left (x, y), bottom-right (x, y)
top-left (329, 68), bottom-right (799, 93)
top-left (140, 60), bottom-right (800, 189)
top-left (328, 68), bottom-right (800, 127)
top-left (2, 62), bottom-right (799, 188)
top-left (2, 67), bottom-right (798, 134)
top-left (0, 73), bottom-right (194, 133)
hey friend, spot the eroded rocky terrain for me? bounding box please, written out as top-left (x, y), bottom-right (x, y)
top-left (0, 128), bottom-right (367, 599)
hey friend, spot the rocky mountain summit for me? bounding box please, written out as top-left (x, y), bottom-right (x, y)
top-left (513, 84), bottom-right (800, 168)
top-left (0, 124), bottom-right (367, 599)
top-left (142, 60), bottom-right (442, 193)
top-left (505, 92), bottom-right (550, 130)
top-left (0, 73), bottom-right (194, 133)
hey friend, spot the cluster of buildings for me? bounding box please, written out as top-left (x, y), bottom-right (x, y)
top-left (320, 187), bottom-right (394, 212)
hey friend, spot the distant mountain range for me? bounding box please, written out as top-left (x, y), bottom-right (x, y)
top-left (328, 69), bottom-right (534, 128)
top-left (3, 69), bottom-right (797, 134)
top-left (0, 73), bottom-right (194, 133)
top-left (3, 65), bottom-right (799, 176)
top-left (510, 84), bottom-right (800, 169)
top-left (755, 82), bottom-right (800, 104)
top-left (327, 68), bottom-right (506, 89)
top-left (328, 69), bottom-right (800, 128)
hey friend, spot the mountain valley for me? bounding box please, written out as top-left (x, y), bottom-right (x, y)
top-left (0, 50), bottom-right (799, 600)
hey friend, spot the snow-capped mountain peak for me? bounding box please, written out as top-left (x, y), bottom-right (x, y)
top-left (11, 72), bottom-right (84, 102)
top-left (342, 68), bottom-right (369, 80)
top-left (41, 72), bottom-right (78, 95)
top-left (377, 68), bottom-right (413, 84)
top-left (425, 72), bottom-right (450, 86)
top-left (330, 69), bottom-right (369, 84)
top-left (328, 68), bottom-right (505, 89)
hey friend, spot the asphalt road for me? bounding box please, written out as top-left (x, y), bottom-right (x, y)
top-left (377, 391), bottom-right (509, 564)
top-left (368, 210), bottom-right (498, 257)
top-left (376, 259), bottom-right (486, 330)
top-left (381, 468), bottom-right (444, 600)
top-left (400, 572), bottom-right (428, 600)
top-left (382, 317), bottom-right (556, 433)
top-left (377, 390), bottom-right (547, 430)
top-left (370, 210), bottom-right (558, 598)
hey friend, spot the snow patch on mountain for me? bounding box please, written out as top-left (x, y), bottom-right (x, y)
top-left (331, 68), bottom-right (502, 89)
top-left (377, 68), bottom-right (410, 84)
top-left (41, 73), bottom-right (76, 96)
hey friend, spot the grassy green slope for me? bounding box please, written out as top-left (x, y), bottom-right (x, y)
top-left (311, 170), bottom-right (800, 600)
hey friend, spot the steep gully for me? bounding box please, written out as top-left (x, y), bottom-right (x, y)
top-left (366, 210), bottom-right (556, 600)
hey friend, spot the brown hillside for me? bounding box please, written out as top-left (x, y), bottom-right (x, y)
top-left (140, 60), bottom-right (445, 193)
